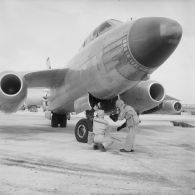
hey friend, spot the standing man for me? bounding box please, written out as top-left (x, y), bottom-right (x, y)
top-left (115, 99), bottom-right (140, 152)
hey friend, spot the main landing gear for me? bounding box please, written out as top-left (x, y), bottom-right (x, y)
top-left (51, 113), bottom-right (67, 128)
top-left (74, 110), bottom-right (93, 143)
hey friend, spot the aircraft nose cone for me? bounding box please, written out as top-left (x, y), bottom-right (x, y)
top-left (129, 17), bottom-right (182, 69)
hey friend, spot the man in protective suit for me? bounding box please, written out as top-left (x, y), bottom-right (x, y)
top-left (93, 108), bottom-right (113, 152)
top-left (115, 99), bottom-right (140, 152)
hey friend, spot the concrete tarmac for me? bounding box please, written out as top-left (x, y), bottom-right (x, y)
top-left (0, 112), bottom-right (194, 195)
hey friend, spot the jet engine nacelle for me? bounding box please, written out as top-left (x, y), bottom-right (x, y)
top-left (120, 80), bottom-right (165, 113)
top-left (161, 100), bottom-right (182, 114)
top-left (0, 72), bottom-right (27, 113)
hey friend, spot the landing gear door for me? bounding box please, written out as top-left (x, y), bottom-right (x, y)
top-left (74, 94), bottom-right (91, 114)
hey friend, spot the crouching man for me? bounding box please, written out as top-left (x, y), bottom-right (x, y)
top-left (115, 99), bottom-right (140, 152)
top-left (93, 109), bottom-right (113, 152)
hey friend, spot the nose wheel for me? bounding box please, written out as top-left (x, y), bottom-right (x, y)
top-left (75, 118), bottom-right (93, 143)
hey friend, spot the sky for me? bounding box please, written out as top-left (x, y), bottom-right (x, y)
top-left (0, 0), bottom-right (194, 103)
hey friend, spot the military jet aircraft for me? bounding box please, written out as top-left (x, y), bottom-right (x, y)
top-left (0, 17), bottom-right (182, 142)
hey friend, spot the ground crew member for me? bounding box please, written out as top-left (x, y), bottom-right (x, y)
top-left (115, 99), bottom-right (140, 152)
top-left (93, 108), bottom-right (113, 152)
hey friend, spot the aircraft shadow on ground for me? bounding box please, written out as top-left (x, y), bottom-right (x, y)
top-left (171, 121), bottom-right (195, 128)
top-left (0, 124), bottom-right (75, 134)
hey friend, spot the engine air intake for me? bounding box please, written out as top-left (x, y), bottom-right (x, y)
top-left (149, 83), bottom-right (164, 101)
top-left (174, 102), bottom-right (182, 111)
top-left (1, 74), bottom-right (22, 95)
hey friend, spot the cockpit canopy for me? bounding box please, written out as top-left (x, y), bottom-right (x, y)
top-left (82, 19), bottom-right (122, 48)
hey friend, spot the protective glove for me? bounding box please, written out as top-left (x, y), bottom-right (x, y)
top-left (109, 113), bottom-right (118, 122)
top-left (117, 122), bottom-right (127, 131)
top-left (117, 127), bottom-right (121, 131)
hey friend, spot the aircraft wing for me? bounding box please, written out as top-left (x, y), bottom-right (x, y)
top-left (164, 95), bottom-right (180, 101)
top-left (0, 69), bottom-right (68, 113)
top-left (24, 69), bottom-right (68, 88)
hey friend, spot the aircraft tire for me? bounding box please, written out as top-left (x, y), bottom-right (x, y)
top-left (75, 119), bottom-right (92, 143)
top-left (51, 114), bottom-right (58, 127)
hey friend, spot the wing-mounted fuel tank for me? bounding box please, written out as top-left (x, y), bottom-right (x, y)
top-left (120, 80), bottom-right (165, 113)
top-left (0, 72), bottom-right (27, 113)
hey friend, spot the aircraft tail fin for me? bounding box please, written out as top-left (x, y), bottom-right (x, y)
top-left (46, 57), bottom-right (52, 70)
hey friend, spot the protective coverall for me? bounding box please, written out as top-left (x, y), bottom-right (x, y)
top-left (93, 110), bottom-right (113, 150)
top-left (116, 100), bottom-right (140, 152)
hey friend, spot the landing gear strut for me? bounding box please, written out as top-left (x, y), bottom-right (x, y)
top-left (74, 110), bottom-right (93, 143)
top-left (51, 113), bottom-right (67, 128)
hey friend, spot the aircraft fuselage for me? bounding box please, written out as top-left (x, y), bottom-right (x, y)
top-left (48, 17), bottom-right (182, 113)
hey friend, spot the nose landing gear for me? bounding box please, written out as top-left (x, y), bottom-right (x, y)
top-left (74, 110), bottom-right (94, 143)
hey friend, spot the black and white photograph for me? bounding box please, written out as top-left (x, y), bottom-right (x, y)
top-left (0, 0), bottom-right (194, 194)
